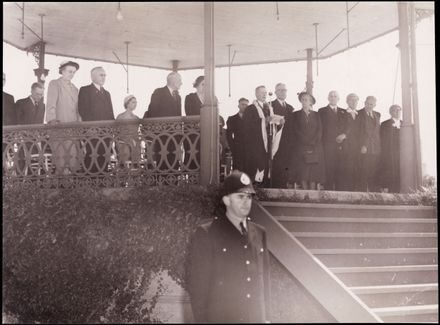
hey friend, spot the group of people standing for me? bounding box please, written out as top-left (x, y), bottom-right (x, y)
top-left (3, 62), bottom-right (401, 192)
top-left (226, 85), bottom-right (402, 193)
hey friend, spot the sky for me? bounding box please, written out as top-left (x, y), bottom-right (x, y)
top-left (2, 16), bottom-right (436, 178)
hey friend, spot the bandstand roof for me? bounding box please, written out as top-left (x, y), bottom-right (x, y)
top-left (3, 1), bottom-right (434, 70)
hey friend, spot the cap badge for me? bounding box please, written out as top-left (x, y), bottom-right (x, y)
top-left (240, 173), bottom-right (251, 185)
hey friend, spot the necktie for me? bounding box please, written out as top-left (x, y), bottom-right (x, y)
top-left (262, 103), bottom-right (270, 117)
top-left (240, 221), bottom-right (247, 236)
top-left (172, 90), bottom-right (179, 101)
top-left (34, 101), bottom-right (39, 109)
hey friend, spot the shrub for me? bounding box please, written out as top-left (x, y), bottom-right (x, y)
top-left (3, 185), bottom-right (220, 323)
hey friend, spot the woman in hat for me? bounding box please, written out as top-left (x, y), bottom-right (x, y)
top-left (290, 92), bottom-right (325, 190)
top-left (115, 95), bottom-right (141, 168)
top-left (46, 60), bottom-right (81, 175)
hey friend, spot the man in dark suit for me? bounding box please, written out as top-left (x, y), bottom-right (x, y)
top-left (318, 90), bottom-right (346, 191)
top-left (336, 93), bottom-right (361, 191)
top-left (3, 73), bottom-right (16, 126)
top-left (188, 170), bottom-right (271, 323)
top-left (143, 72), bottom-right (182, 118)
top-left (15, 82), bottom-right (46, 175)
top-left (226, 97), bottom-right (248, 172)
top-left (243, 86), bottom-right (272, 186)
top-left (380, 104), bottom-right (401, 193)
top-left (143, 72), bottom-right (183, 183)
top-left (358, 96), bottom-right (381, 192)
top-left (78, 67), bottom-right (115, 174)
top-left (3, 73), bottom-right (16, 174)
top-left (271, 83), bottom-right (294, 188)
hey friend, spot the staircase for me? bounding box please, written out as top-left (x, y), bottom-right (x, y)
top-left (261, 201), bottom-right (438, 323)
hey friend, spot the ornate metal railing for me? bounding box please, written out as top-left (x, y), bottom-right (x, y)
top-left (2, 116), bottom-right (201, 188)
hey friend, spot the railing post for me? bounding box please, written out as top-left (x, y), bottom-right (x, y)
top-left (200, 2), bottom-right (219, 185)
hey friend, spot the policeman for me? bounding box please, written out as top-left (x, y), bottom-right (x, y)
top-left (187, 170), bottom-right (271, 323)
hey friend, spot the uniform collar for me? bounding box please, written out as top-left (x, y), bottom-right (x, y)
top-left (226, 211), bottom-right (247, 234)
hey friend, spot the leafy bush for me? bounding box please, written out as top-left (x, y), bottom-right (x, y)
top-left (3, 185), bottom-right (220, 323)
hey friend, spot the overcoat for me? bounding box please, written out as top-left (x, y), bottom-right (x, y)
top-left (184, 92), bottom-right (202, 116)
top-left (242, 104), bottom-right (269, 183)
top-left (143, 86), bottom-right (182, 174)
top-left (144, 86), bottom-right (181, 118)
top-left (226, 113), bottom-right (246, 171)
top-left (3, 91), bottom-right (16, 126)
top-left (291, 109), bottom-right (325, 184)
top-left (336, 110), bottom-right (361, 191)
top-left (271, 100), bottom-right (294, 188)
top-left (45, 77), bottom-right (81, 173)
top-left (46, 77), bottom-right (81, 123)
top-left (15, 97), bottom-right (45, 125)
top-left (318, 105), bottom-right (346, 190)
top-left (78, 84), bottom-right (115, 121)
top-left (188, 215), bottom-right (271, 323)
top-left (357, 108), bottom-right (381, 191)
top-left (380, 119), bottom-right (401, 193)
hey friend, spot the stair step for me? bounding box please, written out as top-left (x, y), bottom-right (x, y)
top-left (329, 265), bottom-right (438, 286)
top-left (372, 304), bottom-right (438, 316)
top-left (262, 201), bottom-right (436, 219)
top-left (351, 284), bottom-right (438, 309)
top-left (313, 249), bottom-right (437, 267)
top-left (278, 216), bottom-right (437, 233)
top-left (351, 283), bottom-right (438, 294)
top-left (310, 248), bottom-right (437, 255)
top-left (293, 232), bottom-right (437, 249)
top-left (331, 264), bottom-right (438, 273)
top-left (293, 232), bottom-right (438, 238)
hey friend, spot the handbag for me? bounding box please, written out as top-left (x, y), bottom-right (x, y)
top-left (303, 149), bottom-right (319, 164)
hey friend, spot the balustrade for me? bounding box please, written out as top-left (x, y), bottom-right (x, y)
top-left (2, 116), bottom-right (201, 188)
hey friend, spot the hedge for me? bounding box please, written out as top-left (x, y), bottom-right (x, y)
top-left (3, 185), bottom-right (222, 323)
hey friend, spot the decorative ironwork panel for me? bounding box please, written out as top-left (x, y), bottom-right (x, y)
top-left (3, 117), bottom-right (200, 189)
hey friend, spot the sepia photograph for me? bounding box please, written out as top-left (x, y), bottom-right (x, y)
top-left (2, 1), bottom-right (437, 323)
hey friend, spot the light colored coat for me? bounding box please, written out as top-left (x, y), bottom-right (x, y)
top-left (46, 77), bottom-right (81, 123)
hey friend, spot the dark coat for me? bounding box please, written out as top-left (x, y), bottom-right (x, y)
top-left (291, 109), bottom-right (325, 183)
top-left (185, 92), bottom-right (202, 116)
top-left (358, 108), bottom-right (381, 155)
top-left (357, 108), bottom-right (381, 191)
top-left (3, 91), bottom-right (16, 126)
top-left (318, 105), bottom-right (346, 190)
top-left (188, 215), bottom-right (271, 323)
top-left (144, 86), bottom-right (182, 118)
top-left (271, 99), bottom-right (294, 118)
top-left (226, 113), bottom-right (246, 171)
top-left (15, 97), bottom-right (45, 125)
top-left (243, 104), bottom-right (269, 183)
top-left (78, 84), bottom-right (115, 121)
top-left (336, 110), bottom-right (361, 191)
top-left (380, 119), bottom-right (401, 192)
top-left (270, 100), bottom-right (295, 188)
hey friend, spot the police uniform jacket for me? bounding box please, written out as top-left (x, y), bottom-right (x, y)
top-left (188, 215), bottom-right (271, 323)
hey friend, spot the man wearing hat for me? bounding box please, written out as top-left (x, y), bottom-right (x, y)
top-left (187, 170), bottom-right (271, 323)
top-left (78, 66), bottom-right (115, 174)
